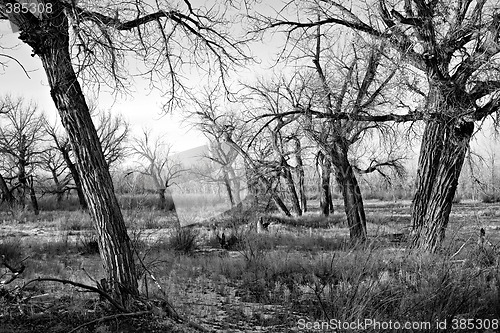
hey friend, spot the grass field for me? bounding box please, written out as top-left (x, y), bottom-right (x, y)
top-left (1, 194), bottom-right (500, 332)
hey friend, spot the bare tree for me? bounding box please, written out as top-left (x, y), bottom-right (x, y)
top-left (39, 147), bottom-right (71, 204)
top-left (130, 129), bottom-right (185, 211)
top-left (1, 0), bottom-right (248, 304)
top-left (44, 122), bottom-right (88, 210)
top-left (188, 108), bottom-right (243, 207)
top-left (0, 96), bottom-right (46, 214)
top-left (190, 88), bottom-right (292, 216)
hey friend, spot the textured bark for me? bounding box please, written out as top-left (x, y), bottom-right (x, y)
top-left (410, 83), bottom-right (475, 252)
top-left (333, 155), bottom-right (367, 241)
top-left (281, 157), bottom-right (302, 216)
top-left (317, 151), bottom-right (334, 216)
top-left (17, 3), bottom-right (138, 305)
top-left (411, 121), bottom-right (473, 251)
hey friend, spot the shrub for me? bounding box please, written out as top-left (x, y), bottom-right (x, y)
top-left (78, 231), bottom-right (100, 255)
top-left (168, 227), bottom-right (199, 254)
top-left (481, 192), bottom-right (500, 203)
top-left (0, 239), bottom-right (24, 263)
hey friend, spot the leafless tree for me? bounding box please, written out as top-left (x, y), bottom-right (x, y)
top-left (130, 129), bottom-right (185, 211)
top-left (0, 96), bottom-right (46, 214)
top-left (43, 122), bottom-right (88, 210)
top-left (190, 87), bottom-right (293, 216)
top-left (38, 147), bottom-right (71, 204)
top-left (187, 98), bottom-right (245, 207)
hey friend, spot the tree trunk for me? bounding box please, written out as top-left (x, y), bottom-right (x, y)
top-left (222, 168), bottom-right (235, 207)
top-left (28, 175), bottom-right (39, 215)
top-left (411, 119), bottom-right (473, 252)
top-left (333, 153), bottom-right (367, 242)
top-left (158, 188), bottom-right (166, 210)
top-left (227, 139), bottom-right (291, 216)
top-left (294, 138), bottom-right (307, 213)
top-left (19, 4), bottom-right (138, 305)
top-left (244, 162), bottom-right (259, 206)
top-left (228, 167), bottom-right (241, 204)
top-left (61, 148), bottom-right (87, 209)
top-left (317, 151), bottom-right (334, 216)
top-left (281, 157), bottom-right (302, 216)
top-left (0, 173), bottom-right (14, 205)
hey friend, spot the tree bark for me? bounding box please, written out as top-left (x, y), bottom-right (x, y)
top-left (411, 117), bottom-right (473, 252)
top-left (222, 170), bottom-right (235, 207)
top-left (17, 3), bottom-right (138, 305)
top-left (294, 137), bottom-right (307, 213)
top-left (317, 151), bottom-right (334, 216)
top-left (330, 150), bottom-right (366, 242)
top-left (280, 157), bottom-right (302, 216)
top-left (28, 175), bottom-right (39, 215)
top-left (0, 173), bottom-right (14, 205)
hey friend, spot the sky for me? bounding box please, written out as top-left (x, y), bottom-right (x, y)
top-left (0, 2), bottom-right (283, 154)
top-left (0, 20), bottom-right (210, 153)
top-left (0, 1), bottom-right (498, 164)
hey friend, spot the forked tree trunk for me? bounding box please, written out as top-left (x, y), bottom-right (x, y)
top-left (411, 118), bottom-right (473, 252)
top-left (333, 154), bottom-right (367, 242)
top-left (18, 4), bottom-right (138, 305)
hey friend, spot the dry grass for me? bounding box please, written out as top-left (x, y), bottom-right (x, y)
top-left (2, 198), bottom-right (500, 332)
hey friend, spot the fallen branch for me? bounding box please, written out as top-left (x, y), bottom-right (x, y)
top-left (23, 277), bottom-right (128, 313)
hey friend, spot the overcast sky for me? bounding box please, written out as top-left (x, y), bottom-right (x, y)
top-left (0, 3), bottom-right (498, 163)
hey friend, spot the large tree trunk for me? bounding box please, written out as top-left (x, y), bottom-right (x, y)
top-left (411, 118), bottom-right (473, 252)
top-left (280, 157), bottom-right (302, 216)
top-left (333, 152), bottom-right (367, 242)
top-left (19, 4), bottom-right (138, 306)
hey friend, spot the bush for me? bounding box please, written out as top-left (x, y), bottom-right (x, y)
top-left (0, 239), bottom-right (24, 263)
top-left (78, 231), bottom-right (100, 255)
top-left (481, 192), bottom-right (500, 203)
top-left (168, 227), bottom-right (199, 254)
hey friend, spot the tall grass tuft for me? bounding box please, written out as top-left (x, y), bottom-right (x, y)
top-left (167, 227), bottom-right (199, 254)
